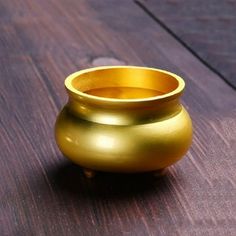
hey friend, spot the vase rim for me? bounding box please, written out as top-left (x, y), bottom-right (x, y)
top-left (65, 66), bottom-right (185, 103)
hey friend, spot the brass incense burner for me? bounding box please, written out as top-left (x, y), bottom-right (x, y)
top-left (55, 66), bottom-right (192, 177)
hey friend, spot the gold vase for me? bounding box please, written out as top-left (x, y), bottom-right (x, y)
top-left (55, 66), bottom-right (192, 176)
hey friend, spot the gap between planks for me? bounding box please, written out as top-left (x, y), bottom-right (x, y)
top-left (134, 0), bottom-right (236, 90)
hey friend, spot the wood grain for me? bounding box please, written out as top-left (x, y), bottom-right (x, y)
top-left (0, 0), bottom-right (236, 235)
top-left (136, 0), bottom-right (236, 89)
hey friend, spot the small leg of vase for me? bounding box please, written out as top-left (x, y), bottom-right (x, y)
top-left (152, 168), bottom-right (167, 177)
top-left (83, 168), bottom-right (96, 178)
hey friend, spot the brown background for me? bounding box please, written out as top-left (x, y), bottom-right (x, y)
top-left (0, 0), bottom-right (236, 235)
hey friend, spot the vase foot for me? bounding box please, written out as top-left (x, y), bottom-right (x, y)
top-left (83, 168), bottom-right (96, 178)
top-left (152, 168), bottom-right (167, 177)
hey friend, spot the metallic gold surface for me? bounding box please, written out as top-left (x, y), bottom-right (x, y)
top-left (55, 66), bottom-right (192, 173)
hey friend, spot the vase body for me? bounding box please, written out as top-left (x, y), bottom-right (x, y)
top-left (55, 66), bottom-right (192, 173)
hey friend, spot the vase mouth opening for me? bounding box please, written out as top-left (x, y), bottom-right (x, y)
top-left (65, 66), bottom-right (185, 103)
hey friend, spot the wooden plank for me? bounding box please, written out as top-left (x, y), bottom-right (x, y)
top-left (136, 0), bottom-right (236, 89)
top-left (0, 0), bottom-right (236, 235)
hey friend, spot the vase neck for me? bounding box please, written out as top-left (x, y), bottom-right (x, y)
top-left (66, 97), bottom-right (182, 125)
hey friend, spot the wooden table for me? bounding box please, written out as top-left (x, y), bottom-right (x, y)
top-left (1, 1), bottom-right (236, 235)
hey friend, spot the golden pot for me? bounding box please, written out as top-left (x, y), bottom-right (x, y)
top-left (55, 66), bottom-right (192, 175)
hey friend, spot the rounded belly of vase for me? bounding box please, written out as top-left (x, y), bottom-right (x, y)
top-left (55, 106), bottom-right (192, 173)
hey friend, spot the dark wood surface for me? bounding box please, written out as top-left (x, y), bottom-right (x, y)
top-left (0, 0), bottom-right (236, 235)
top-left (137, 0), bottom-right (236, 88)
